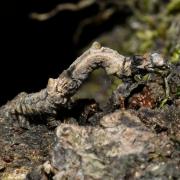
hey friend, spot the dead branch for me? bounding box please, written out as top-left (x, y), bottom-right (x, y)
top-left (30, 0), bottom-right (96, 21)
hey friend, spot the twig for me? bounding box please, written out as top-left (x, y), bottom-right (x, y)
top-left (30, 0), bottom-right (96, 21)
top-left (73, 8), bottom-right (115, 44)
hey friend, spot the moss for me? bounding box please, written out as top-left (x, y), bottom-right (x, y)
top-left (167, 0), bottom-right (180, 14)
top-left (176, 86), bottom-right (180, 97)
top-left (171, 46), bottom-right (180, 63)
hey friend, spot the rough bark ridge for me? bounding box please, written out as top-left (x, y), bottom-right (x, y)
top-left (0, 42), bottom-right (179, 179)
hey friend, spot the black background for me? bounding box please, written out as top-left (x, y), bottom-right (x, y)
top-left (0, 0), bottom-right (84, 105)
top-left (0, 0), bottom-right (129, 105)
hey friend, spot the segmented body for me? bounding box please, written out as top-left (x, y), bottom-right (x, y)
top-left (3, 42), bottom-right (168, 126)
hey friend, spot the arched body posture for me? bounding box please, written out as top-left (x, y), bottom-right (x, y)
top-left (2, 42), bottom-right (168, 127)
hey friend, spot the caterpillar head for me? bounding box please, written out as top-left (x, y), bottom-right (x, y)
top-left (132, 53), bottom-right (168, 73)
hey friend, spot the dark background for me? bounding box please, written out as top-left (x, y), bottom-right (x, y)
top-left (0, 0), bottom-right (129, 105)
top-left (0, 0), bottom-right (81, 105)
